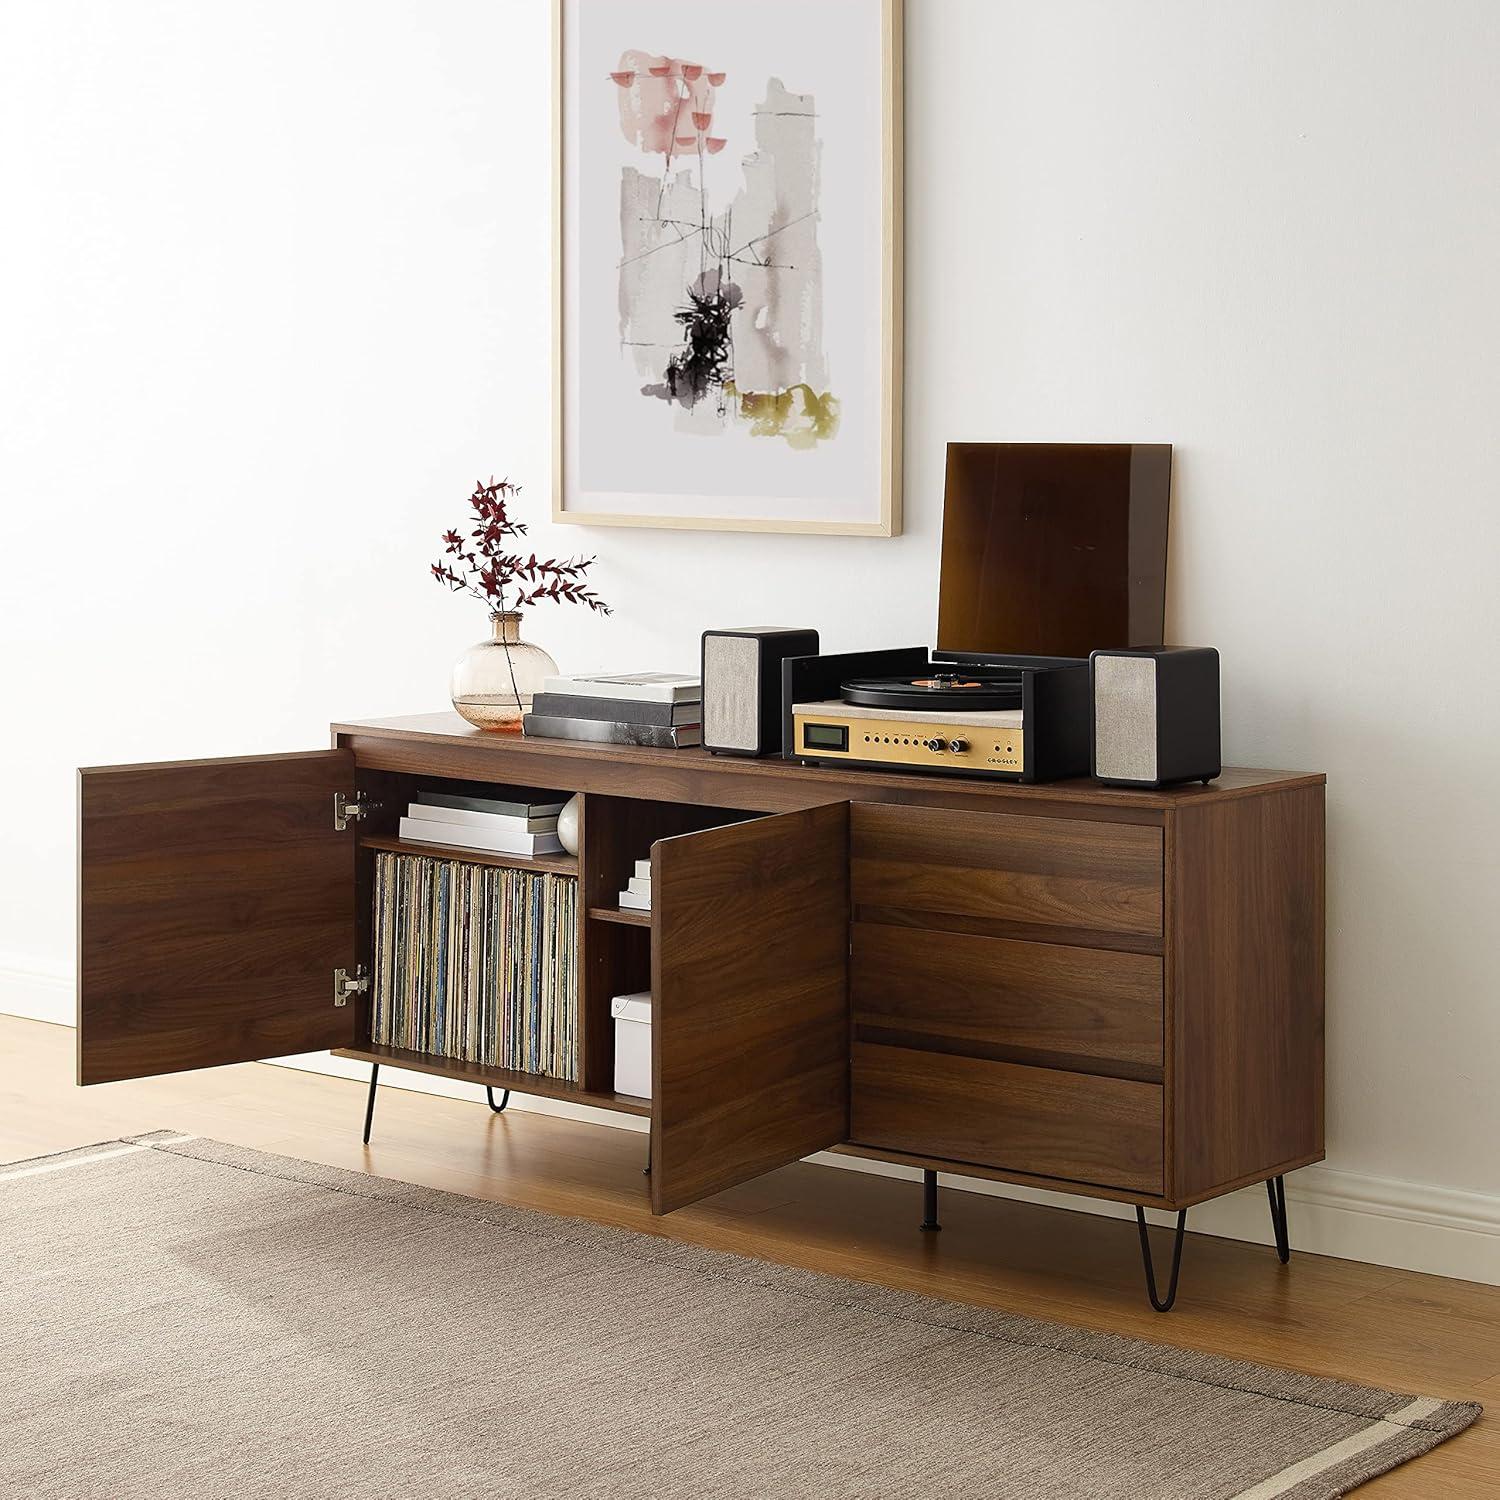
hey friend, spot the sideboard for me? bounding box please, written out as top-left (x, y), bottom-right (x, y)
top-left (78, 712), bottom-right (1324, 1309)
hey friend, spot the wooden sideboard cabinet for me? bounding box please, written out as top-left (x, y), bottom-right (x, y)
top-left (78, 713), bottom-right (1324, 1309)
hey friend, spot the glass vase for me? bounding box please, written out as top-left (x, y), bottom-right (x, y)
top-left (450, 611), bottom-right (557, 732)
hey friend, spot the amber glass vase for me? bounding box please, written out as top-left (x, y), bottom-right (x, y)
top-left (450, 611), bottom-right (557, 732)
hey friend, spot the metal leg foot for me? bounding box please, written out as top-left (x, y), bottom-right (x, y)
top-left (1266, 1175), bottom-right (1290, 1263)
top-left (362, 1064), bottom-right (380, 1145)
top-left (643, 1138), bottom-right (651, 1177)
top-left (920, 1169), bottom-right (941, 1232)
top-left (486, 1087), bottom-right (510, 1114)
top-left (1135, 1207), bottom-right (1187, 1312)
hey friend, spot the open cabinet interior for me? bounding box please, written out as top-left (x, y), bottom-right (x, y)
top-left (337, 771), bottom-right (761, 1120)
top-left (335, 771), bottom-right (851, 1214)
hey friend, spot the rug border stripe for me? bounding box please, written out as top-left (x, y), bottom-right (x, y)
top-left (1229, 1396), bottom-right (1443, 1498)
top-left (0, 1133), bottom-right (198, 1181)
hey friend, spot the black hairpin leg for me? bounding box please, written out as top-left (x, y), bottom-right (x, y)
top-left (1266, 1174), bottom-right (1290, 1263)
top-left (368, 1073), bottom-right (511, 1142)
top-left (1135, 1207), bottom-right (1187, 1312)
top-left (920, 1169), bottom-right (941, 1232)
top-left (362, 1063), bottom-right (380, 1145)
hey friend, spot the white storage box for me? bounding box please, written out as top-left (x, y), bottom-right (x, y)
top-left (612, 992), bottom-right (652, 1099)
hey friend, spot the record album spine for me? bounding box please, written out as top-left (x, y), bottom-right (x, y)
top-left (367, 850), bottom-right (579, 1083)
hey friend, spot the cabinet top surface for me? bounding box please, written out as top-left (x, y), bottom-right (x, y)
top-left (332, 712), bottom-right (1323, 811)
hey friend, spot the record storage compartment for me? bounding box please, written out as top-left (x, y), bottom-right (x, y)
top-left (336, 770), bottom-right (753, 1119)
top-left (368, 848), bottom-right (579, 1080)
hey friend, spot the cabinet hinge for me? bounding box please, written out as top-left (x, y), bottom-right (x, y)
top-left (334, 791), bottom-right (379, 830)
top-left (333, 966), bottom-right (370, 1007)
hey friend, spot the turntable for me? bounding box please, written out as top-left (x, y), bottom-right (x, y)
top-left (787, 652), bottom-right (1088, 782)
top-left (781, 442), bottom-right (1172, 782)
top-left (795, 668), bottom-right (1026, 774)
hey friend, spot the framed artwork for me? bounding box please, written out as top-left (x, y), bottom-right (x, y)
top-left (553, 0), bottom-right (902, 536)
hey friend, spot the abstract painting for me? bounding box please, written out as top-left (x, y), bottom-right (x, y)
top-left (554, 0), bottom-right (902, 534)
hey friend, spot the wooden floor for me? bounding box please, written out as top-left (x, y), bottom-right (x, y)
top-left (4, 1015), bottom-right (1492, 1495)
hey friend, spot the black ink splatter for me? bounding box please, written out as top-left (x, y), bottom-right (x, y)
top-left (642, 270), bottom-right (742, 409)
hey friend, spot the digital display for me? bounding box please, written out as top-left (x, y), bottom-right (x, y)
top-left (803, 723), bottom-right (848, 751)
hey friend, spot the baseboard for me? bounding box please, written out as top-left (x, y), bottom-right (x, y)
top-left (5, 958), bottom-right (1496, 1286)
top-left (0, 953), bottom-right (72, 1026)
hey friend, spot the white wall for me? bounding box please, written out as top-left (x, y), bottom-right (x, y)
top-left (3, 1), bottom-right (1497, 1282)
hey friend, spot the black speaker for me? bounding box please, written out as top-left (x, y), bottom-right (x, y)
top-left (701, 627), bottom-right (820, 757)
top-left (1090, 647), bottom-right (1221, 787)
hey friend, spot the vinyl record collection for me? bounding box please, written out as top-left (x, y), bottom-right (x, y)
top-left (370, 851), bottom-right (578, 1081)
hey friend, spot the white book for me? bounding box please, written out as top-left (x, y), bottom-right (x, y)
top-left (405, 803), bottom-right (559, 835)
top-left (542, 671), bottom-right (701, 704)
top-left (634, 858), bottom-right (651, 879)
top-left (627, 874), bottom-right (651, 897)
top-left (618, 887), bottom-right (652, 911)
top-left (398, 816), bottom-right (564, 857)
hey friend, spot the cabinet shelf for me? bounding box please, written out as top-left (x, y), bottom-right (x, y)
top-left (360, 834), bottom-right (578, 878)
top-left (336, 1043), bottom-right (651, 1118)
top-left (588, 904), bottom-right (651, 928)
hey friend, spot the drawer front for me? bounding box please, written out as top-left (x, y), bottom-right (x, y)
top-left (851, 922), bottom-right (1163, 1073)
top-left (851, 1043), bottom-right (1164, 1194)
top-left (851, 803), bottom-right (1162, 938)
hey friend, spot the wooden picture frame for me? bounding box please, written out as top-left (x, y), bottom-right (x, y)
top-left (552, 0), bottom-right (903, 536)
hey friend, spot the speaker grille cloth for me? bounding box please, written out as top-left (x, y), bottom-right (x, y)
top-left (702, 635), bottom-right (760, 751)
top-left (1094, 655), bottom-right (1158, 782)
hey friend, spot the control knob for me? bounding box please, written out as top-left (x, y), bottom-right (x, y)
top-left (923, 737), bottom-right (945, 752)
top-left (949, 738), bottom-right (969, 753)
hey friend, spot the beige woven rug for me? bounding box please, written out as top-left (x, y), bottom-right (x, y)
top-left (2, 1132), bottom-right (1478, 1499)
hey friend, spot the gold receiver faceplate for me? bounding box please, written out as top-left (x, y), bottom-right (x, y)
top-left (792, 702), bottom-right (1025, 775)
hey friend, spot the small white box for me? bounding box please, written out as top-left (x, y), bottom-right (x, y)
top-left (612, 992), bottom-right (652, 1099)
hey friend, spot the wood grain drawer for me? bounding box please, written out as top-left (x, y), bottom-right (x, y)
top-left (851, 1042), bottom-right (1164, 1194)
top-left (851, 803), bottom-right (1162, 939)
top-left (851, 922), bottom-right (1162, 1074)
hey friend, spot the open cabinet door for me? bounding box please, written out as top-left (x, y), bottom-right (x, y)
top-left (650, 802), bottom-right (850, 1214)
top-left (78, 750), bottom-right (358, 1085)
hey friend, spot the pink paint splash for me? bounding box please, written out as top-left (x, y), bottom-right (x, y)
top-left (608, 51), bottom-right (725, 160)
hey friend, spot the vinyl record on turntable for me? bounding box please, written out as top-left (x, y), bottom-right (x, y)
top-left (841, 671), bottom-right (1024, 712)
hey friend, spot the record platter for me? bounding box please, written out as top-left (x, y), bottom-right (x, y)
top-left (840, 671), bottom-right (1024, 712)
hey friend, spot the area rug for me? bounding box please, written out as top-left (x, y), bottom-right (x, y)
top-left (1, 1133), bottom-right (1478, 1499)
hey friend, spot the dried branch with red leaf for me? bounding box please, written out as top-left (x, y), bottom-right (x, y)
top-left (431, 477), bottom-right (611, 615)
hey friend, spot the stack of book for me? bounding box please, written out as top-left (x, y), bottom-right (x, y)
top-left (396, 787), bottom-right (568, 858)
top-left (618, 858), bottom-right (651, 912)
top-left (369, 850), bottom-right (578, 1080)
top-left (524, 672), bottom-right (702, 748)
